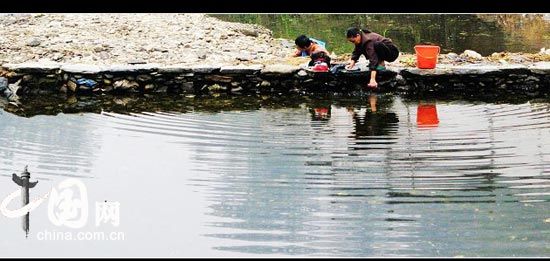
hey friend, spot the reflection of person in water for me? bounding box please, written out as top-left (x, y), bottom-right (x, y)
top-left (309, 100), bottom-right (332, 122)
top-left (347, 95), bottom-right (399, 138)
top-left (312, 107), bottom-right (330, 120)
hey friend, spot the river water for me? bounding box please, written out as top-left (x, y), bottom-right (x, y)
top-left (0, 94), bottom-right (549, 257)
top-left (214, 14), bottom-right (550, 56)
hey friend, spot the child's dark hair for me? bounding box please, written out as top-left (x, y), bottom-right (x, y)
top-left (346, 27), bottom-right (371, 38)
top-left (295, 35), bottom-right (312, 48)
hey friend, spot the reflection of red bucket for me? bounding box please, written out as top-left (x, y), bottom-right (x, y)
top-left (414, 45), bottom-right (440, 69)
top-left (314, 107), bottom-right (329, 117)
top-left (417, 104), bottom-right (439, 126)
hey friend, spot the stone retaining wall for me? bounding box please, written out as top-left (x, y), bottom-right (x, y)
top-left (1, 62), bottom-right (550, 100)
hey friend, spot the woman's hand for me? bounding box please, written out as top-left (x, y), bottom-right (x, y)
top-left (367, 70), bottom-right (378, 89)
top-left (367, 79), bottom-right (378, 89)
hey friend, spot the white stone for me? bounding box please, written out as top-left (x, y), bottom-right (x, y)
top-left (463, 50), bottom-right (483, 60)
top-left (106, 63), bottom-right (160, 73)
top-left (220, 64), bottom-right (263, 74)
top-left (158, 64), bottom-right (193, 73)
top-left (528, 62), bottom-right (550, 74)
top-left (61, 64), bottom-right (105, 74)
top-left (462, 50), bottom-right (483, 60)
top-left (2, 62), bottom-right (61, 72)
top-left (297, 70), bottom-right (307, 77)
top-left (190, 65), bottom-right (220, 73)
top-left (261, 64), bottom-right (300, 74)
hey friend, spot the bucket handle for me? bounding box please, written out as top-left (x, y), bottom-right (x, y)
top-left (414, 46), bottom-right (440, 59)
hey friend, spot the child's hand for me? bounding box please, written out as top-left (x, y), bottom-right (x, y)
top-left (345, 61), bottom-right (356, 70)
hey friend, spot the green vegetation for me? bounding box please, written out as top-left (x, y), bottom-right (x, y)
top-left (213, 14), bottom-right (550, 56)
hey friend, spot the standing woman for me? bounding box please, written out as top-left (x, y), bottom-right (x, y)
top-left (345, 27), bottom-right (399, 89)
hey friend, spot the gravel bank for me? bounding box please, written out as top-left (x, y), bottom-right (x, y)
top-left (0, 13), bottom-right (295, 66)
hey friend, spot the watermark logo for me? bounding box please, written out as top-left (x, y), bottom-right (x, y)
top-left (96, 201), bottom-right (120, 227)
top-left (47, 178), bottom-right (88, 229)
top-left (0, 166), bottom-right (48, 219)
top-left (0, 189), bottom-right (50, 218)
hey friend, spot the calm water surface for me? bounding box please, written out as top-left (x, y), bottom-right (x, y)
top-left (0, 95), bottom-right (549, 257)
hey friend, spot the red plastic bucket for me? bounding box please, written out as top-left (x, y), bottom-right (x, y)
top-left (414, 45), bottom-right (440, 69)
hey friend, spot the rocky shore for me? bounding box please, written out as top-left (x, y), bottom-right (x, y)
top-left (0, 13), bottom-right (294, 66)
top-left (1, 13), bottom-right (550, 103)
top-left (2, 13), bottom-right (550, 68)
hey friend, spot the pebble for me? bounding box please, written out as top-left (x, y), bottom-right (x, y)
top-left (462, 50), bottom-right (483, 60)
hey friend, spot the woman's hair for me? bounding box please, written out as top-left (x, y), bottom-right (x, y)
top-left (295, 35), bottom-right (312, 48)
top-left (346, 27), bottom-right (371, 38)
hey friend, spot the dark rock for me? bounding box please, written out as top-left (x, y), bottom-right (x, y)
top-left (102, 85), bottom-right (114, 92)
top-left (79, 84), bottom-right (93, 92)
top-left (0, 77), bottom-right (8, 91)
top-left (136, 74), bottom-right (152, 82)
top-left (154, 86), bottom-right (168, 93)
top-left (181, 82), bottom-right (194, 92)
top-left (21, 74), bottom-right (33, 82)
top-left (205, 75), bottom-right (232, 83)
